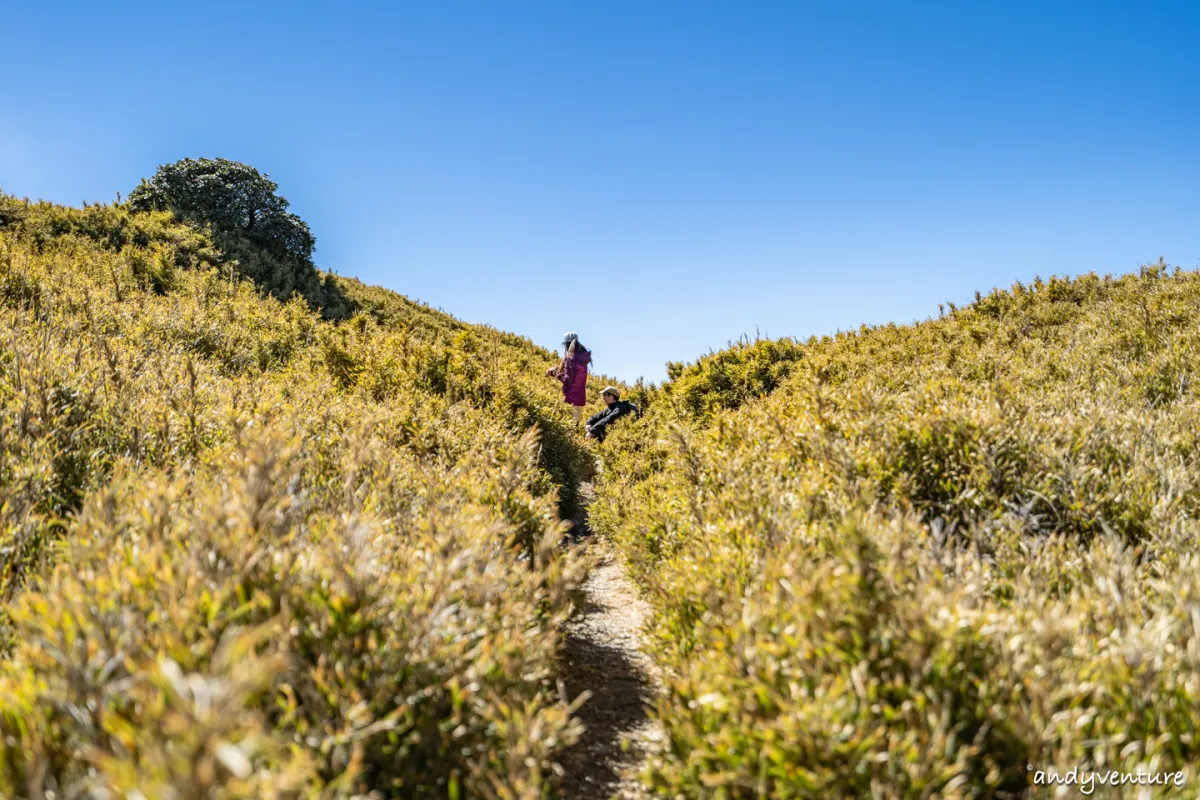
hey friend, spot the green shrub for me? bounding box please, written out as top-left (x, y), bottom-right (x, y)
top-left (0, 427), bottom-right (582, 797)
top-left (664, 336), bottom-right (805, 423)
top-left (0, 196), bottom-right (598, 796)
top-left (593, 266), bottom-right (1200, 796)
top-left (128, 158), bottom-right (354, 319)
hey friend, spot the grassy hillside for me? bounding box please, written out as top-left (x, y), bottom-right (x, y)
top-left (0, 195), bottom-right (601, 797)
top-left (592, 266), bottom-right (1200, 797)
top-left (8, 187), bottom-right (1198, 798)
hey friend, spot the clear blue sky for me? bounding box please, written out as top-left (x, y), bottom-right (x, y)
top-left (3, 2), bottom-right (1197, 381)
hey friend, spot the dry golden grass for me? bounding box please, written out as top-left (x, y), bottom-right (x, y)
top-left (0, 195), bottom-right (597, 797)
top-left (594, 265), bottom-right (1200, 797)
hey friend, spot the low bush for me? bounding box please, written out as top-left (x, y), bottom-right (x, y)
top-left (0, 194), bottom-right (595, 796)
top-left (593, 265), bottom-right (1200, 796)
top-left (663, 336), bottom-right (805, 423)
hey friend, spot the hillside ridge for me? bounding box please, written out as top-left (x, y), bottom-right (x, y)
top-left (590, 260), bottom-right (1200, 796)
top-left (5, 190), bottom-right (1200, 797)
top-left (0, 194), bottom-right (616, 796)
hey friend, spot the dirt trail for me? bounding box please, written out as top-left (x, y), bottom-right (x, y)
top-left (560, 485), bottom-right (663, 799)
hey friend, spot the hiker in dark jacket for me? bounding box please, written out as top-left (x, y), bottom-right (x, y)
top-left (586, 386), bottom-right (638, 442)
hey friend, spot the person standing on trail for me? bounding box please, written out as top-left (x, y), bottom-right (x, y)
top-left (547, 332), bottom-right (591, 424)
top-left (586, 386), bottom-right (638, 442)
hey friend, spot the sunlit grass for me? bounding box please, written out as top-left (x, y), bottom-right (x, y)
top-left (0, 195), bottom-right (594, 797)
top-left (593, 263), bottom-right (1200, 797)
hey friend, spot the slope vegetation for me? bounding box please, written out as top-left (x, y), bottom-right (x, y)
top-left (0, 195), bottom-right (598, 797)
top-left (593, 266), bottom-right (1200, 797)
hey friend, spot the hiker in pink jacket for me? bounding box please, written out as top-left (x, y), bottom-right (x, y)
top-left (546, 332), bottom-right (591, 424)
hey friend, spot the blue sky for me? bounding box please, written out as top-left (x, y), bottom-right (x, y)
top-left (3, 2), bottom-right (1197, 381)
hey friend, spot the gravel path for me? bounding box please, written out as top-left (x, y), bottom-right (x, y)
top-left (559, 486), bottom-right (663, 798)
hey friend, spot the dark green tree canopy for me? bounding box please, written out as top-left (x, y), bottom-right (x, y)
top-left (129, 158), bottom-right (350, 317)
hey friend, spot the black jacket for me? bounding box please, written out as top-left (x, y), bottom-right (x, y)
top-left (586, 400), bottom-right (638, 442)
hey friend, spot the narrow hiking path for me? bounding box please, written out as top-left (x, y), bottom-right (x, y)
top-left (560, 483), bottom-right (664, 799)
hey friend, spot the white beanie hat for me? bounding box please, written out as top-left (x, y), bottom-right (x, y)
top-left (561, 332), bottom-right (579, 346)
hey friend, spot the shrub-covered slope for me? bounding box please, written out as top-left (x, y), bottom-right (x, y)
top-left (0, 195), bottom-right (595, 797)
top-left (593, 266), bottom-right (1200, 797)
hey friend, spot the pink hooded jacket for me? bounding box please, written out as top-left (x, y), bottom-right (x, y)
top-left (556, 346), bottom-right (591, 406)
